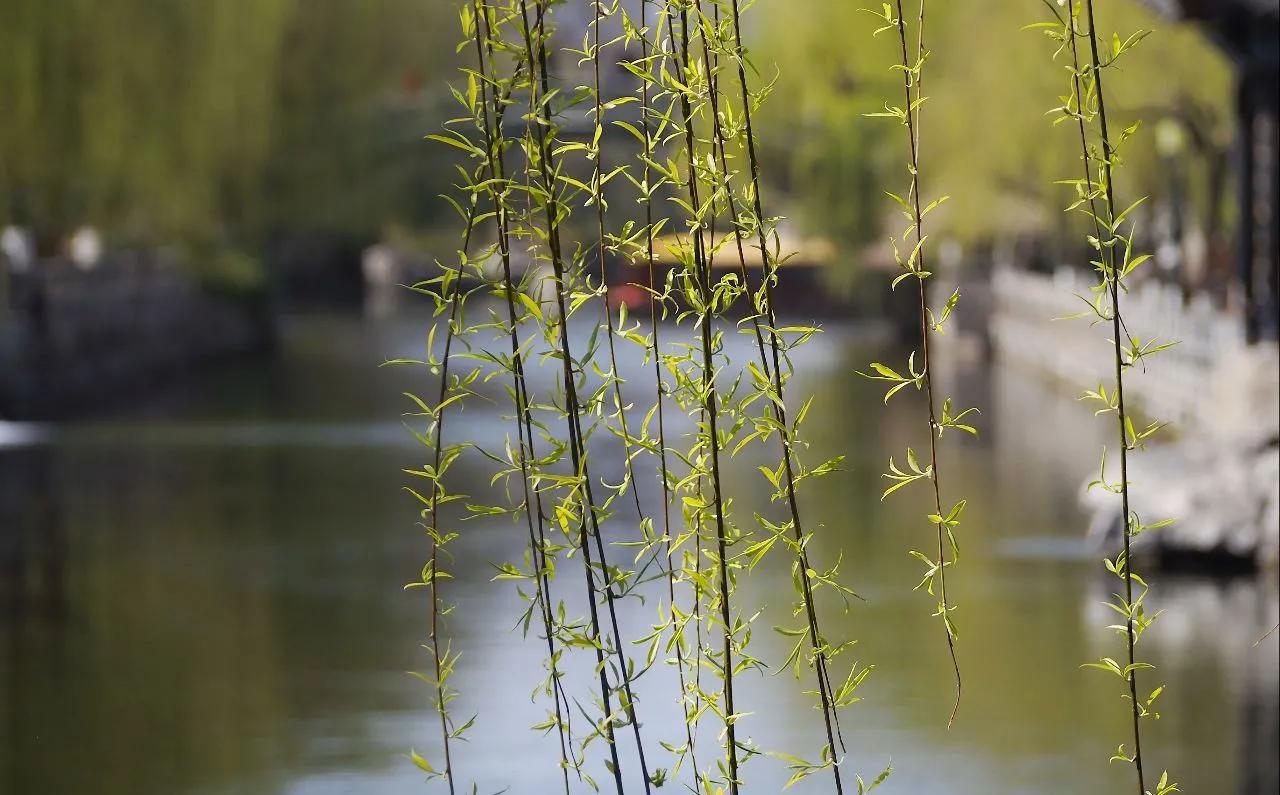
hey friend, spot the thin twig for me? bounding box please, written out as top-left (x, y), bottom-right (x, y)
top-left (1083, 0), bottom-right (1145, 789)
top-left (590, 2), bottom-right (655, 787)
top-left (893, 0), bottom-right (961, 729)
top-left (517, 2), bottom-right (626, 789)
top-left (638, 0), bottom-right (702, 785)
top-left (472, 3), bottom-right (576, 787)
top-left (674, 5), bottom-right (739, 790)
top-left (720, 0), bottom-right (849, 774)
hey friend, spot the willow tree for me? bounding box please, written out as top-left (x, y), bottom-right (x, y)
top-left (0, 0), bottom-right (290, 249)
top-left (752, 0), bottom-right (1233, 274)
top-left (0, 0), bottom-right (458, 280)
top-left (1035, 2), bottom-right (1179, 794)
top-left (410, 0), bottom-right (875, 790)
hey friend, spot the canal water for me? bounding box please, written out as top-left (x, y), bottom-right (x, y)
top-left (0, 308), bottom-right (1275, 794)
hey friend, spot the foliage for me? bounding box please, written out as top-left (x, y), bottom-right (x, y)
top-left (1034, 2), bottom-right (1178, 793)
top-left (405, 0), bottom-right (876, 790)
top-left (753, 0), bottom-right (1233, 268)
top-left (858, 0), bottom-right (973, 729)
top-left (400, 0), bottom-right (1200, 792)
top-left (0, 0), bottom-right (456, 267)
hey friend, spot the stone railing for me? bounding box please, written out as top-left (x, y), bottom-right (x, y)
top-left (990, 265), bottom-right (1277, 442)
top-left (990, 265), bottom-right (1280, 569)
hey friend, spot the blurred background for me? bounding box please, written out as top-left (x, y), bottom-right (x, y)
top-left (0, 1), bottom-right (1276, 793)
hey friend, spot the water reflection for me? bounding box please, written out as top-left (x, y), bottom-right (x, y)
top-left (0, 447), bottom-right (65, 621)
top-left (0, 310), bottom-right (1274, 794)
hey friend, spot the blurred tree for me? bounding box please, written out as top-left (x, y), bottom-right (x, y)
top-left (262, 0), bottom-right (459, 240)
top-left (0, 0), bottom-right (456, 286)
top-left (0, 0), bottom-right (1234, 290)
top-left (0, 1), bottom-right (290, 249)
top-left (753, 0), bottom-right (1234, 281)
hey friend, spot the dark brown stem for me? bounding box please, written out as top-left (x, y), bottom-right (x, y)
top-left (593, 1), bottom-right (646, 524)
top-left (893, 0), bottom-right (960, 728)
top-left (1082, 1), bottom-right (1146, 790)
top-left (639, 0), bottom-right (701, 783)
top-left (424, 203), bottom-right (471, 795)
top-left (472, 3), bottom-right (575, 788)
top-left (675, 5), bottom-right (739, 790)
top-left (517, 2), bottom-right (625, 790)
top-left (423, 141), bottom-right (492, 795)
top-left (590, 3), bottom-right (655, 789)
top-left (718, 0), bottom-right (848, 775)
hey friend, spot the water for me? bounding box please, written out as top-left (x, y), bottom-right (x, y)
top-left (1, 309), bottom-right (1275, 795)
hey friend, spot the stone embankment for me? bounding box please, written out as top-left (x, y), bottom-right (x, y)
top-left (988, 265), bottom-right (1279, 571)
top-left (0, 251), bottom-right (271, 418)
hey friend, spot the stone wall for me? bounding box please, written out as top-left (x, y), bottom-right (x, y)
top-left (987, 265), bottom-right (1280, 570)
top-left (0, 251), bottom-right (271, 418)
top-left (989, 265), bottom-right (1277, 441)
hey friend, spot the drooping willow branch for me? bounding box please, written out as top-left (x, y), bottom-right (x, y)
top-left (408, 5), bottom-right (580, 788)
top-left (672, 3), bottom-right (740, 789)
top-left (900, 0), bottom-right (961, 728)
top-left (655, 1), bottom-right (855, 783)
top-left (590, 1), bottom-right (646, 524)
top-left (1083, 7), bottom-right (1147, 788)
top-left (1062, 12), bottom-right (1148, 791)
top-left (406, 11), bottom-right (500, 786)
top-left (1036, 3), bottom-right (1176, 794)
top-left (587, 3), bottom-right (656, 787)
top-left (516, 2), bottom-right (626, 788)
top-left (629, 0), bottom-right (702, 783)
top-left (516, 1), bottom-right (653, 789)
top-left (470, 2), bottom-right (576, 788)
top-left (711, 0), bottom-right (853, 784)
top-left (418, 1), bottom-right (887, 791)
top-left (414, 195), bottom-right (470, 795)
top-left (864, 0), bottom-right (968, 729)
